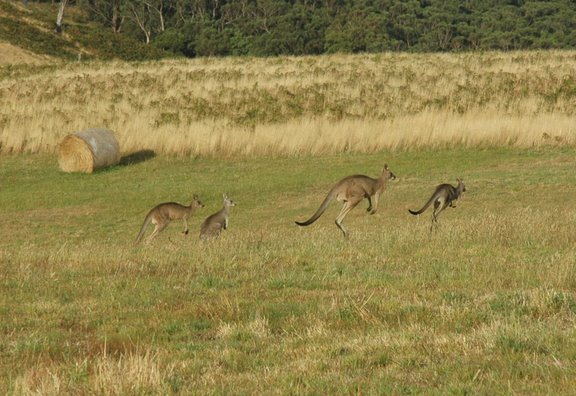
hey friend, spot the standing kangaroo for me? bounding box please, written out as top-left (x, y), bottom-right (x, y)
top-left (200, 194), bottom-right (236, 240)
top-left (295, 164), bottom-right (396, 238)
top-left (135, 195), bottom-right (204, 243)
top-left (408, 178), bottom-right (466, 231)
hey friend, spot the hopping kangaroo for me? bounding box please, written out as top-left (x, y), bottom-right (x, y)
top-left (200, 194), bottom-right (236, 240)
top-left (135, 195), bottom-right (204, 243)
top-left (295, 164), bottom-right (396, 238)
top-left (408, 178), bottom-right (466, 231)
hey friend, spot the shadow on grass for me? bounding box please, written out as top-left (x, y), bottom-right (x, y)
top-left (119, 150), bottom-right (156, 166)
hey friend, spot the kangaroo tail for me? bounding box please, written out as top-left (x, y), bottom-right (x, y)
top-left (295, 190), bottom-right (336, 227)
top-left (408, 193), bottom-right (437, 215)
top-left (135, 213), bottom-right (152, 243)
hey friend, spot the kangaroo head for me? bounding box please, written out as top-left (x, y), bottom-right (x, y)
top-left (456, 178), bottom-right (466, 193)
top-left (382, 164), bottom-right (396, 180)
top-left (192, 194), bottom-right (205, 208)
top-left (223, 193), bottom-right (236, 208)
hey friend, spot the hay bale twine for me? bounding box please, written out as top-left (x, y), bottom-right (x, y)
top-left (58, 128), bottom-right (121, 173)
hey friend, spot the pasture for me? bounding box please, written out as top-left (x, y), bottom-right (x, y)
top-left (1, 50), bottom-right (576, 394)
top-left (1, 147), bottom-right (576, 394)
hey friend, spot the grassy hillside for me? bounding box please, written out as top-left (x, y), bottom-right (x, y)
top-left (1, 51), bottom-right (575, 157)
top-left (0, 0), bottom-right (167, 62)
top-left (1, 147), bottom-right (576, 394)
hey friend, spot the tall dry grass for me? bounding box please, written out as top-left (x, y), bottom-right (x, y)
top-left (1, 51), bottom-right (575, 157)
top-left (12, 348), bottom-right (174, 395)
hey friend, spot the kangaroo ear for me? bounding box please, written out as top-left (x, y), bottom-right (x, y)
top-left (223, 193), bottom-right (227, 200)
top-left (193, 194), bottom-right (198, 199)
top-left (384, 164), bottom-right (388, 170)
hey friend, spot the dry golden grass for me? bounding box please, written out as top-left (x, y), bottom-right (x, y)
top-left (1, 51), bottom-right (575, 157)
top-left (13, 348), bottom-right (174, 396)
top-left (0, 42), bottom-right (51, 65)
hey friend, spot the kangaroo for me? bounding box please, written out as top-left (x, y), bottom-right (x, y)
top-left (199, 194), bottom-right (236, 240)
top-left (295, 164), bottom-right (396, 238)
top-left (135, 195), bottom-right (204, 244)
top-left (408, 178), bottom-right (466, 231)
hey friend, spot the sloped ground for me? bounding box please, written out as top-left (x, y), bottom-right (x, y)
top-left (0, 0), bottom-right (167, 63)
top-left (0, 41), bottom-right (52, 65)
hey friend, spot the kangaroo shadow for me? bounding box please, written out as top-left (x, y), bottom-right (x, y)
top-left (119, 150), bottom-right (156, 166)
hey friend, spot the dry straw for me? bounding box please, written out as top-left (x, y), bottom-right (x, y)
top-left (2, 51), bottom-right (576, 157)
top-left (58, 128), bottom-right (121, 173)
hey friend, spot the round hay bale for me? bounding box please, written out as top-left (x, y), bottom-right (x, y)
top-left (58, 128), bottom-right (121, 173)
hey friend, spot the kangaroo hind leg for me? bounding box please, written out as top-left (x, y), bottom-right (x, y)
top-left (147, 221), bottom-right (168, 243)
top-left (430, 199), bottom-right (449, 232)
top-left (335, 199), bottom-right (361, 238)
top-left (430, 200), bottom-right (441, 232)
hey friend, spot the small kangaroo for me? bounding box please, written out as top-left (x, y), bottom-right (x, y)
top-left (295, 164), bottom-right (396, 238)
top-left (408, 178), bottom-right (466, 231)
top-left (199, 194), bottom-right (236, 240)
top-left (135, 195), bottom-right (204, 244)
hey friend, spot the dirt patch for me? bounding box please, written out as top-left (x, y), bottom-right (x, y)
top-left (0, 41), bottom-right (53, 65)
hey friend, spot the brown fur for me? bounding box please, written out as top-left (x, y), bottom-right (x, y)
top-left (136, 195), bottom-right (204, 243)
top-left (408, 178), bottom-right (466, 231)
top-left (295, 164), bottom-right (396, 237)
top-left (199, 194), bottom-right (236, 240)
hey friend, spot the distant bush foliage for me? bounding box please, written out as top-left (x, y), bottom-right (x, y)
top-left (0, 0), bottom-right (576, 60)
top-left (6, 0), bottom-right (576, 59)
top-left (76, 0), bottom-right (576, 57)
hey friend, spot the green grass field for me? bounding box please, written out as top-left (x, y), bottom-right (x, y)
top-left (1, 146), bottom-right (575, 394)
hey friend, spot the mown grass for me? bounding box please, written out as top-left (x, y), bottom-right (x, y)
top-left (1, 146), bottom-right (575, 394)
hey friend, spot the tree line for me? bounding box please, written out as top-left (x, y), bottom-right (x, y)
top-left (48, 0), bottom-right (576, 57)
